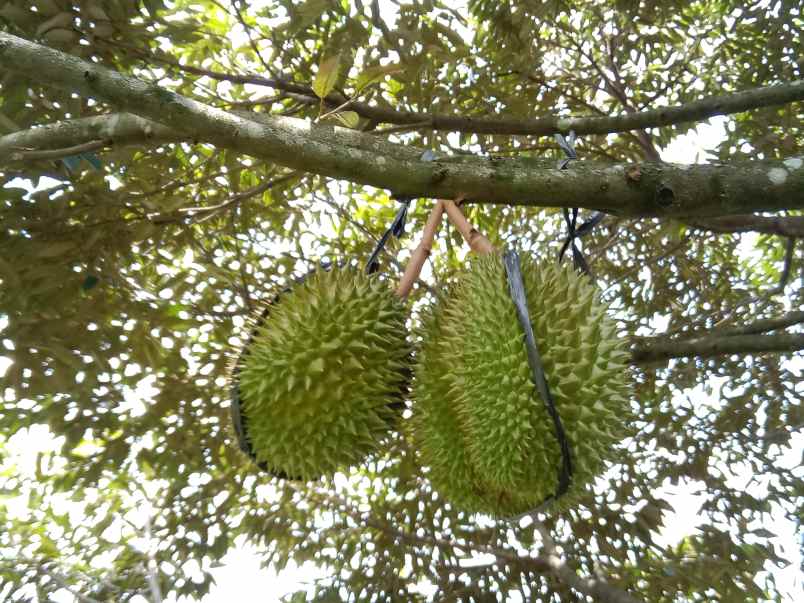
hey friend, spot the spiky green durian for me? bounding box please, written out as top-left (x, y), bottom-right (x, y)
top-left (412, 253), bottom-right (631, 516)
top-left (234, 267), bottom-right (410, 480)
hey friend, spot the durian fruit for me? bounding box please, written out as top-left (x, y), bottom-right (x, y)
top-left (233, 267), bottom-right (410, 480)
top-left (412, 252), bottom-right (631, 516)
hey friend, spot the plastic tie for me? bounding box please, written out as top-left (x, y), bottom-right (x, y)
top-left (365, 151), bottom-right (437, 274)
top-left (554, 131), bottom-right (604, 277)
top-left (365, 197), bottom-right (412, 274)
top-left (503, 249), bottom-right (573, 506)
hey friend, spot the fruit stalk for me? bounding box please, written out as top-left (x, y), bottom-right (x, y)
top-left (442, 197), bottom-right (494, 255)
top-left (395, 199), bottom-right (447, 298)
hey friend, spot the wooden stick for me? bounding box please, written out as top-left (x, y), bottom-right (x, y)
top-left (442, 197), bottom-right (495, 255)
top-left (395, 200), bottom-right (446, 298)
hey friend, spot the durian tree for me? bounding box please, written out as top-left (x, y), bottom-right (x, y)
top-left (0, 1), bottom-right (802, 601)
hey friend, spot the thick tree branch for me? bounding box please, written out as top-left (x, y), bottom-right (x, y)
top-left (137, 43), bottom-right (804, 138)
top-left (0, 111), bottom-right (410, 166)
top-left (688, 214), bottom-right (804, 237)
top-left (0, 113), bottom-right (178, 158)
top-left (631, 332), bottom-right (804, 364)
top-left (1, 33), bottom-right (803, 218)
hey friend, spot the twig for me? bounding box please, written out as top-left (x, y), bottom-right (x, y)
top-left (373, 120), bottom-right (433, 135)
top-left (604, 237), bottom-right (689, 291)
top-left (179, 172), bottom-right (297, 223)
top-left (229, 0), bottom-right (273, 74)
top-left (143, 512), bottom-right (164, 603)
top-left (756, 236), bottom-right (797, 298)
top-left (317, 98), bottom-right (355, 123)
top-left (5, 557), bottom-right (105, 603)
top-left (9, 139), bottom-right (107, 161)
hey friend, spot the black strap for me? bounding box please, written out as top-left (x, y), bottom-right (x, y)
top-left (365, 151), bottom-right (437, 275)
top-left (554, 131), bottom-right (604, 277)
top-left (503, 249), bottom-right (573, 504)
top-left (499, 132), bottom-right (597, 511)
top-left (558, 208), bottom-right (605, 276)
top-left (365, 197), bottom-right (412, 274)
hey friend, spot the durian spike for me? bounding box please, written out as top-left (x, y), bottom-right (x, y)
top-left (442, 197), bottom-right (495, 255)
top-left (395, 199), bottom-right (447, 299)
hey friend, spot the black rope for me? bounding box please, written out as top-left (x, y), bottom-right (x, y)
top-left (554, 131), bottom-right (604, 278)
top-left (558, 207), bottom-right (605, 276)
top-left (365, 151), bottom-right (437, 274)
top-left (365, 197), bottom-right (412, 274)
top-left (499, 133), bottom-right (609, 515)
top-left (503, 249), bottom-right (573, 505)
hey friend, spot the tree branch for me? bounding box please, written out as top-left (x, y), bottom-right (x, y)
top-left (5, 139), bottom-right (108, 161)
top-left (1, 33), bottom-right (803, 218)
top-left (687, 214), bottom-right (804, 237)
top-left (758, 236), bottom-right (797, 298)
top-left (631, 332), bottom-right (804, 364)
top-left (0, 113), bottom-right (178, 158)
top-left (543, 558), bottom-right (641, 603)
top-left (528, 519), bottom-right (641, 603)
top-left (130, 41), bottom-right (804, 138)
top-left (7, 558), bottom-right (105, 603)
top-left (302, 487), bottom-right (642, 603)
top-left (711, 310), bottom-right (804, 337)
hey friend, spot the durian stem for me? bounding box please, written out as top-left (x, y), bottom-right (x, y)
top-left (395, 199), bottom-right (446, 299)
top-left (442, 197), bottom-right (495, 255)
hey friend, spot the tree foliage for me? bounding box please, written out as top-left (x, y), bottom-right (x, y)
top-left (0, 1), bottom-right (802, 601)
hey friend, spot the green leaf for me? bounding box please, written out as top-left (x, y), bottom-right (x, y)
top-left (332, 111), bottom-right (360, 129)
top-left (312, 54), bottom-right (340, 99)
top-left (355, 63), bottom-right (403, 93)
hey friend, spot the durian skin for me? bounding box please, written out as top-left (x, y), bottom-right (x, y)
top-left (236, 267), bottom-right (410, 480)
top-left (412, 253), bottom-right (631, 516)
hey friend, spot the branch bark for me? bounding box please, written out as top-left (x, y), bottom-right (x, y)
top-left (0, 112), bottom-right (178, 165)
top-left (631, 332), bottom-right (804, 364)
top-left (136, 43), bottom-right (804, 137)
top-left (688, 214), bottom-right (804, 237)
top-left (530, 518), bottom-right (641, 603)
top-left (6, 139), bottom-right (108, 161)
top-left (711, 310), bottom-right (804, 337)
top-left (1, 33), bottom-right (803, 218)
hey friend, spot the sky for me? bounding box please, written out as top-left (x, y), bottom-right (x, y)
top-left (1, 1), bottom-right (802, 601)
